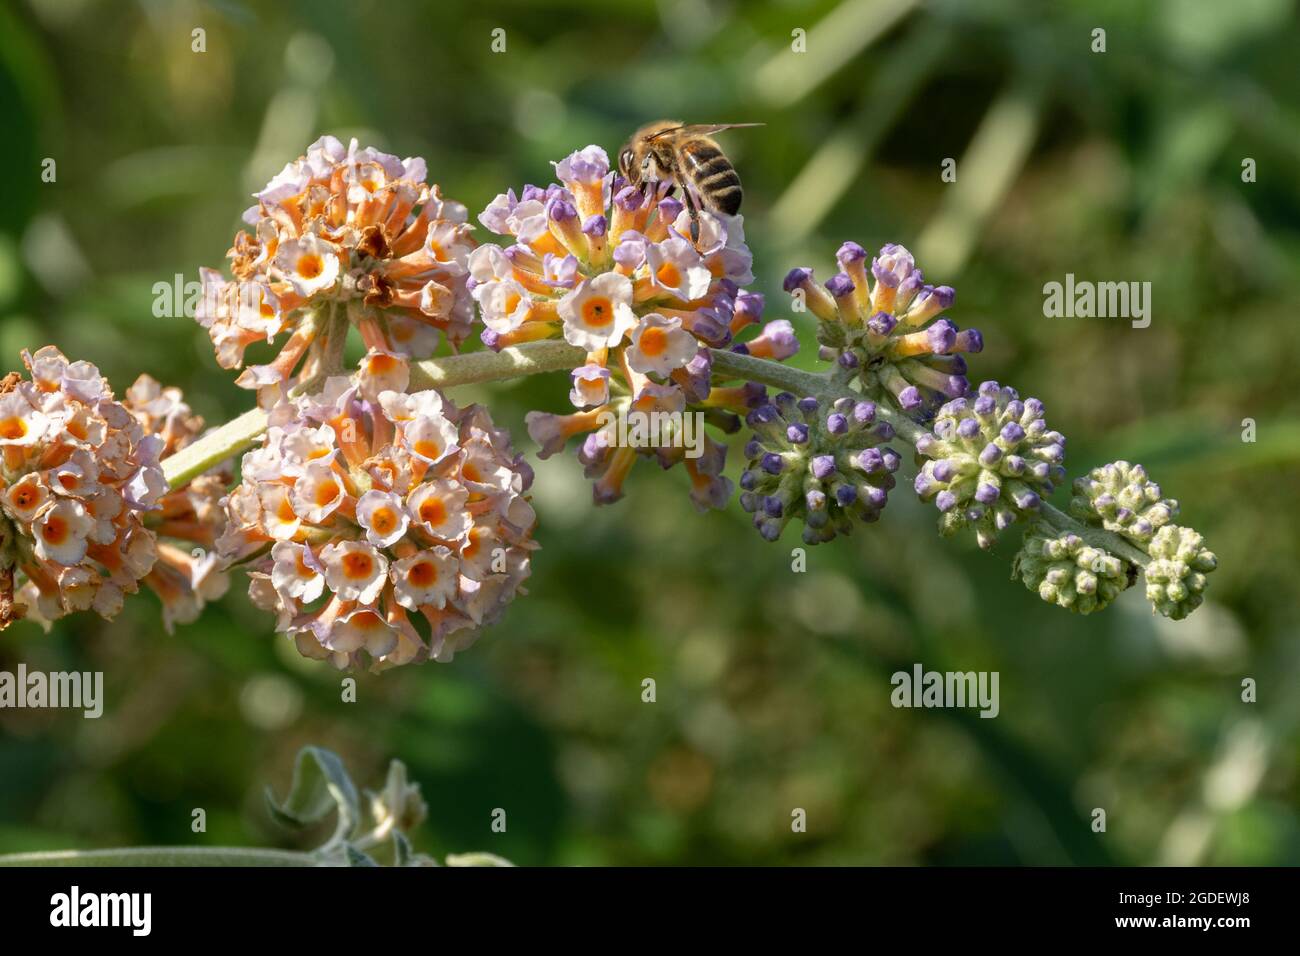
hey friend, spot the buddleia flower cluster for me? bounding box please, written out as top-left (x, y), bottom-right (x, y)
top-left (122, 375), bottom-right (231, 632)
top-left (739, 394), bottom-right (900, 544)
top-left (913, 382), bottom-right (1067, 549)
top-left (0, 348), bottom-right (164, 628)
top-left (1066, 461), bottom-right (1217, 620)
top-left (195, 135), bottom-right (475, 408)
top-left (216, 358), bottom-right (536, 671)
top-left (1012, 522), bottom-right (1133, 615)
top-left (471, 144), bottom-right (792, 507)
top-left (783, 242), bottom-right (982, 419)
top-left (0, 134), bottom-right (1223, 657)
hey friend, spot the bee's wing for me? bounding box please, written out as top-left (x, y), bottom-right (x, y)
top-left (646, 123), bottom-right (764, 141)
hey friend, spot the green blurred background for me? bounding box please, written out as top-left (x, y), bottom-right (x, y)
top-left (1, 0), bottom-right (1297, 865)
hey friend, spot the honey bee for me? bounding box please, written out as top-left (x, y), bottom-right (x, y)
top-left (617, 121), bottom-right (762, 241)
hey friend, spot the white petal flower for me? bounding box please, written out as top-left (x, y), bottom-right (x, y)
top-left (32, 498), bottom-right (94, 565)
top-left (270, 541), bottom-right (325, 604)
top-left (273, 233), bottom-right (341, 297)
top-left (357, 489), bottom-right (410, 548)
top-left (626, 313), bottom-right (699, 377)
top-left (473, 278), bottom-right (532, 333)
top-left (0, 392), bottom-right (48, 447)
top-left (321, 540), bottom-right (389, 605)
top-left (357, 348), bottom-right (409, 402)
top-left (402, 413), bottom-right (459, 466)
top-left (558, 272), bottom-right (637, 350)
top-left (290, 459), bottom-right (347, 524)
top-left (407, 479), bottom-right (471, 542)
top-left (645, 237), bottom-right (712, 302)
top-left (391, 547), bottom-right (460, 610)
top-left (325, 606), bottom-right (397, 657)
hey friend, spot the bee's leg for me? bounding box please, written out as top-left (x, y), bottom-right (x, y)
top-left (681, 184), bottom-right (701, 245)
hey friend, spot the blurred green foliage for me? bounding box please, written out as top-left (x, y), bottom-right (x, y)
top-left (0, 0), bottom-right (1297, 866)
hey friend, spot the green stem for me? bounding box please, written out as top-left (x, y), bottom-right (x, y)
top-left (0, 847), bottom-right (315, 867)
top-left (705, 348), bottom-right (1150, 569)
top-left (162, 340), bottom-right (585, 490)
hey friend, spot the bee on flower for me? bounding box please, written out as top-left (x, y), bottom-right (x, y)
top-left (216, 358), bottom-right (536, 671)
top-left (0, 348), bottom-right (169, 629)
top-left (195, 136), bottom-right (476, 408)
top-left (784, 242), bottom-right (981, 419)
top-left (472, 144), bottom-right (792, 508)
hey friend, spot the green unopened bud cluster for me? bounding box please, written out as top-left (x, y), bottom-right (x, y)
top-left (1143, 525), bottom-right (1217, 620)
top-left (1013, 522), bottom-right (1133, 615)
top-left (1069, 460), bottom-right (1178, 544)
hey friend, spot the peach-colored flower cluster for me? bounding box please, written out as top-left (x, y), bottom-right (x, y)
top-left (122, 375), bottom-right (231, 632)
top-left (195, 136), bottom-right (476, 408)
top-left (0, 349), bottom-right (165, 628)
top-left (472, 145), bottom-right (793, 508)
top-left (216, 360), bottom-right (536, 670)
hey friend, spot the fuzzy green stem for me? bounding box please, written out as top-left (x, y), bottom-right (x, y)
top-left (0, 847), bottom-right (315, 867)
top-left (162, 340), bottom-right (586, 490)
top-left (705, 348), bottom-right (1150, 569)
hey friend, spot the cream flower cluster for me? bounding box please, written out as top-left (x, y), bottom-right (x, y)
top-left (195, 136), bottom-right (476, 408)
top-left (122, 375), bottom-right (231, 633)
top-left (0, 348), bottom-right (166, 628)
top-left (216, 361), bottom-right (536, 670)
top-left (472, 145), bottom-right (793, 506)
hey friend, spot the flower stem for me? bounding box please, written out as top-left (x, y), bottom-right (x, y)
top-left (706, 347), bottom-right (1151, 569)
top-left (162, 340), bottom-right (586, 490)
top-left (0, 847), bottom-right (315, 867)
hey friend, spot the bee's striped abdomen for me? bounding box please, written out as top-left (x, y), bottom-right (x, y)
top-left (683, 140), bottom-right (743, 215)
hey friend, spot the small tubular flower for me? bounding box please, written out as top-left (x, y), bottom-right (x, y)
top-left (784, 242), bottom-right (980, 419)
top-left (0, 348), bottom-right (168, 629)
top-left (1013, 522), bottom-right (1133, 614)
top-left (914, 381), bottom-right (1066, 549)
top-left (739, 393), bottom-right (900, 544)
top-left (122, 374), bottom-right (232, 632)
top-left (218, 360), bottom-right (536, 671)
top-left (480, 144), bottom-right (784, 509)
top-left (195, 136), bottom-right (475, 407)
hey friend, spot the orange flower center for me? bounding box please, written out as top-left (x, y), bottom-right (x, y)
top-left (371, 507), bottom-right (397, 534)
top-left (419, 497), bottom-right (447, 527)
top-left (297, 254), bottom-right (324, 279)
top-left (408, 560), bottom-right (438, 588)
top-left (414, 439), bottom-right (441, 460)
top-left (43, 515), bottom-right (68, 545)
top-left (656, 262), bottom-right (681, 287)
top-left (639, 326), bottom-right (669, 358)
top-left (0, 417), bottom-right (27, 440)
top-left (314, 480), bottom-right (339, 507)
top-left (342, 552), bottom-right (374, 580)
top-left (368, 353), bottom-right (400, 375)
top-left (581, 296), bottom-right (614, 328)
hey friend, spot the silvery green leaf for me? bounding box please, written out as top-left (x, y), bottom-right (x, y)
top-left (444, 852), bottom-right (515, 867)
top-left (391, 830), bottom-right (413, 867)
top-left (344, 845), bottom-right (380, 867)
top-left (264, 746), bottom-right (361, 844)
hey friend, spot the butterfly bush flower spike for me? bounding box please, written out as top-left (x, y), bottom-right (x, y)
top-left (784, 242), bottom-right (980, 419)
top-left (474, 144), bottom-right (785, 507)
top-left (195, 136), bottom-right (475, 408)
top-left (217, 360), bottom-right (536, 670)
top-left (740, 393), bottom-right (900, 544)
top-left (913, 382), bottom-right (1067, 549)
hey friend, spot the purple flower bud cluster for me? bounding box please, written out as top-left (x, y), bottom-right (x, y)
top-left (783, 242), bottom-right (980, 420)
top-left (913, 382), bottom-right (1067, 549)
top-left (1069, 460), bottom-right (1179, 545)
top-left (1013, 522), bottom-right (1132, 615)
top-left (739, 393), bottom-right (900, 544)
